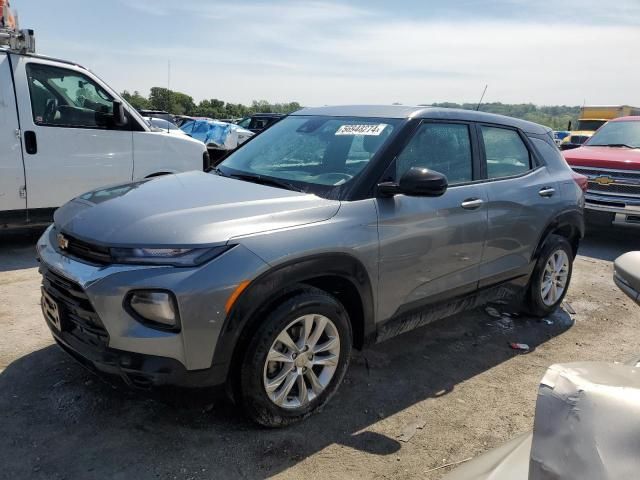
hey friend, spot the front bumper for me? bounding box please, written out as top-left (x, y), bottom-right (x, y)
top-left (37, 226), bottom-right (268, 387)
top-left (584, 193), bottom-right (640, 226)
top-left (50, 325), bottom-right (221, 388)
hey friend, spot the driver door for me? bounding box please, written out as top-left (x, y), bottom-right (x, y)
top-left (376, 121), bottom-right (488, 321)
top-left (11, 55), bottom-right (133, 209)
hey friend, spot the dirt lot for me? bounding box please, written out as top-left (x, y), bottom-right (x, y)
top-left (1, 226), bottom-right (638, 480)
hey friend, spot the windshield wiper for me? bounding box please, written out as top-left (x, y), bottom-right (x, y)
top-left (589, 143), bottom-right (637, 149)
top-left (227, 173), bottom-right (304, 192)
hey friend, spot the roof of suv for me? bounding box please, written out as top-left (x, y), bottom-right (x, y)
top-left (292, 105), bottom-right (550, 135)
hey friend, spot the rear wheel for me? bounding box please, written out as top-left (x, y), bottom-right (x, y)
top-left (238, 288), bottom-right (352, 427)
top-left (525, 234), bottom-right (573, 317)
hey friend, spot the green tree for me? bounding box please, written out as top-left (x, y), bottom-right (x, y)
top-left (148, 87), bottom-right (195, 115)
top-left (121, 90), bottom-right (150, 110)
top-left (428, 102), bottom-right (579, 130)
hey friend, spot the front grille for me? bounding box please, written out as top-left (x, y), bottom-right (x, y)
top-left (41, 267), bottom-right (109, 348)
top-left (573, 168), bottom-right (640, 180)
top-left (587, 182), bottom-right (640, 197)
top-left (62, 234), bottom-right (111, 265)
top-left (572, 167), bottom-right (640, 199)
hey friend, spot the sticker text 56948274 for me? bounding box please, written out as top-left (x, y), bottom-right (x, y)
top-left (335, 124), bottom-right (388, 136)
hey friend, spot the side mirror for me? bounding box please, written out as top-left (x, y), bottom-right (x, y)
top-left (113, 100), bottom-right (127, 127)
top-left (614, 252), bottom-right (640, 305)
top-left (378, 167), bottom-right (448, 197)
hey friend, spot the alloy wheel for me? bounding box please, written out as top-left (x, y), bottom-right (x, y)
top-left (262, 314), bottom-right (340, 409)
top-left (541, 249), bottom-right (570, 306)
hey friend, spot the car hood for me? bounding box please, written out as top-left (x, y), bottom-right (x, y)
top-left (54, 171), bottom-right (340, 246)
top-left (563, 146), bottom-right (640, 170)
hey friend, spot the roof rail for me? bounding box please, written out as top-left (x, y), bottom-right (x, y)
top-left (0, 27), bottom-right (35, 53)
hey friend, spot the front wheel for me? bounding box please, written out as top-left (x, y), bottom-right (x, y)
top-left (239, 288), bottom-right (352, 427)
top-left (525, 234), bottom-right (574, 317)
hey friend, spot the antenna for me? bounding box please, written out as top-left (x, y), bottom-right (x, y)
top-left (167, 59), bottom-right (171, 133)
top-left (475, 84), bottom-right (488, 111)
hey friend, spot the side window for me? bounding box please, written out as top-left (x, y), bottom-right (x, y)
top-left (530, 138), bottom-right (562, 167)
top-left (26, 63), bottom-right (117, 129)
top-left (480, 126), bottom-right (531, 178)
top-left (396, 123), bottom-right (473, 184)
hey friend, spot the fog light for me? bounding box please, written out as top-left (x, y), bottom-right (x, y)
top-left (128, 290), bottom-right (179, 330)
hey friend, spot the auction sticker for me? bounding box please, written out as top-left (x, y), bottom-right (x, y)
top-left (335, 124), bottom-right (387, 136)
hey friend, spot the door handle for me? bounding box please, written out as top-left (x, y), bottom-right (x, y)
top-left (461, 198), bottom-right (484, 210)
top-left (24, 131), bottom-right (37, 155)
top-left (538, 187), bottom-right (555, 197)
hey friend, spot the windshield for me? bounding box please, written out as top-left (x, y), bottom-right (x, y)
top-left (586, 121), bottom-right (640, 148)
top-left (576, 119), bottom-right (607, 131)
top-left (217, 116), bottom-right (400, 194)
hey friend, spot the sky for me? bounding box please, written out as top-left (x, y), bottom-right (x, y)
top-left (14, 0), bottom-right (640, 107)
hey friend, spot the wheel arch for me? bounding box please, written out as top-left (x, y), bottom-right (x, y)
top-left (211, 253), bottom-right (376, 386)
top-left (532, 209), bottom-right (584, 260)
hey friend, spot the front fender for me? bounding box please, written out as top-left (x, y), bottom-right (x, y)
top-left (209, 253), bottom-right (376, 382)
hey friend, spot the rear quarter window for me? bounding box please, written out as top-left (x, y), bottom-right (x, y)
top-left (529, 137), bottom-right (567, 169)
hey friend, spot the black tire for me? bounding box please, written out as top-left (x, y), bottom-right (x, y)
top-left (525, 234), bottom-right (574, 317)
top-left (238, 287), bottom-right (352, 427)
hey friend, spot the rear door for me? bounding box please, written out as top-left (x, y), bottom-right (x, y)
top-left (477, 124), bottom-right (562, 286)
top-left (11, 56), bottom-right (133, 209)
top-left (0, 53), bottom-right (26, 215)
top-left (376, 121), bottom-right (488, 321)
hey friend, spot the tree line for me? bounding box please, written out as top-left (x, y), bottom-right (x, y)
top-left (429, 102), bottom-right (579, 130)
top-left (122, 88), bottom-right (580, 129)
top-left (121, 88), bottom-right (301, 119)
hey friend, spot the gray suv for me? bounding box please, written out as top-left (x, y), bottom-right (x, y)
top-left (37, 105), bottom-right (585, 426)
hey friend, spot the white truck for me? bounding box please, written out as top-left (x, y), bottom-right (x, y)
top-left (0, 28), bottom-right (209, 228)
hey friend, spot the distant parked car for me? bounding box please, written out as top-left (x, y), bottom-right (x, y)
top-left (237, 113), bottom-right (286, 133)
top-left (137, 109), bottom-right (176, 124)
top-left (144, 117), bottom-right (187, 136)
top-left (552, 130), bottom-right (570, 146)
top-left (180, 119), bottom-right (253, 150)
top-left (173, 115), bottom-right (194, 127)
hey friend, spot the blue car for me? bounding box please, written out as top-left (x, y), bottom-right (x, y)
top-left (552, 130), bottom-right (570, 146)
top-left (181, 119), bottom-right (253, 150)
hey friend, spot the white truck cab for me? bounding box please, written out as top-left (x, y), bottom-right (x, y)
top-left (0, 28), bottom-right (209, 228)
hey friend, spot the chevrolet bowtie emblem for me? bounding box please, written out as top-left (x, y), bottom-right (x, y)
top-left (57, 233), bottom-right (69, 250)
top-left (593, 176), bottom-right (615, 186)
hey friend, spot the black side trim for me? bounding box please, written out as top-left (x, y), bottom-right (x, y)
top-left (376, 274), bottom-right (529, 342)
top-left (210, 253), bottom-right (375, 379)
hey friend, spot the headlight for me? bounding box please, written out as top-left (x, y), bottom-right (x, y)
top-left (127, 290), bottom-right (179, 331)
top-left (110, 245), bottom-right (233, 266)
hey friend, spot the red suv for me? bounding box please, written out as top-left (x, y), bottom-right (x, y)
top-left (563, 116), bottom-right (640, 227)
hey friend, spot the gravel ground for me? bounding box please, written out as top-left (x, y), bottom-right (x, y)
top-left (0, 226), bottom-right (638, 480)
